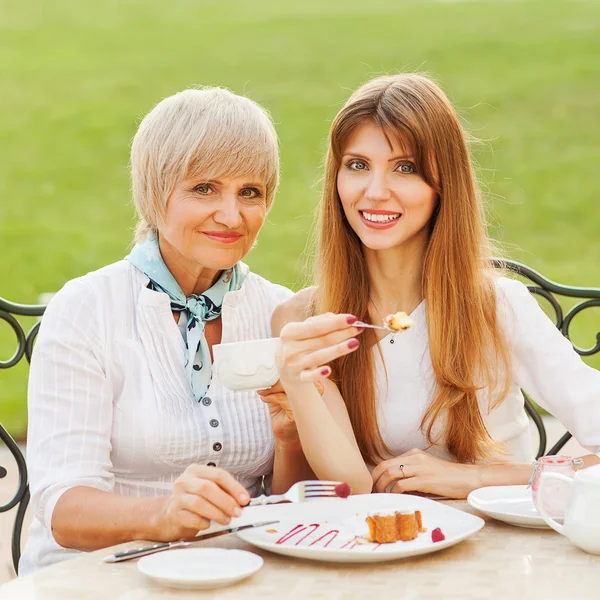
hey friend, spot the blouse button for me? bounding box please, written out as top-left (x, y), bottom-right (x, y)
top-left (209, 419), bottom-right (219, 428)
top-left (202, 397), bottom-right (212, 407)
top-left (207, 462), bottom-right (216, 467)
top-left (213, 442), bottom-right (222, 452)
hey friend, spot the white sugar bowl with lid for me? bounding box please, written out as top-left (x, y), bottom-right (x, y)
top-left (535, 464), bottom-right (600, 554)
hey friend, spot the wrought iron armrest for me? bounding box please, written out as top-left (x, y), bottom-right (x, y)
top-left (492, 259), bottom-right (600, 355)
top-left (0, 297), bottom-right (46, 368)
top-left (492, 259), bottom-right (600, 457)
top-left (0, 296), bottom-right (46, 573)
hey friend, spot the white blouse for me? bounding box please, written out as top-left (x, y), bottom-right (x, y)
top-left (376, 277), bottom-right (600, 463)
top-left (20, 260), bottom-right (292, 575)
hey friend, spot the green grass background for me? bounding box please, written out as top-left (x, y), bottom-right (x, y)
top-left (1, 0), bottom-right (599, 439)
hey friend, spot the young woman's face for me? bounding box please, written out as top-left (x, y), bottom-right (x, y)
top-left (337, 121), bottom-right (438, 252)
top-left (159, 174), bottom-right (267, 272)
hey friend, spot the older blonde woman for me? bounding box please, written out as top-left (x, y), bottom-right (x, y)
top-left (20, 88), bottom-right (318, 574)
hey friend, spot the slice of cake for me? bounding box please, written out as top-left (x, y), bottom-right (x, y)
top-left (383, 311), bottom-right (413, 332)
top-left (365, 510), bottom-right (425, 543)
top-left (366, 513), bottom-right (398, 543)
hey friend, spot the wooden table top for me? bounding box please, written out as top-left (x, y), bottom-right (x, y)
top-left (2, 502), bottom-right (599, 600)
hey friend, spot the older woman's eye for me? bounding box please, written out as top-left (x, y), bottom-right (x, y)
top-left (240, 187), bottom-right (262, 199)
top-left (396, 161), bottom-right (417, 174)
top-left (193, 183), bottom-right (212, 194)
top-left (346, 159), bottom-right (368, 171)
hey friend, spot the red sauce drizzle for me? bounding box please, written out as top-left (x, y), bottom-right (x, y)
top-left (276, 524), bottom-right (377, 550)
top-left (309, 529), bottom-right (339, 548)
top-left (275, 523), bottom-right (320, 546)
top-left (340, 536), bottom-right (362, 550)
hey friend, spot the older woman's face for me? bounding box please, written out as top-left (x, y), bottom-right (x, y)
top-left (159, 175), bottom-right (267, 271)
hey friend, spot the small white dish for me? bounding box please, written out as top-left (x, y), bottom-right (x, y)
top-left (137, 548), bottom-right (263, 590)
top-left (213, 338), bottom-right (279, 391)
top-left (236, 493), bottom-right (483, 563)
top-left (467, 485), bottom-right (560, 529)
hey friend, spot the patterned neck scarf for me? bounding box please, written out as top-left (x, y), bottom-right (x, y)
top-left (126, 234), bottom-right (246, 401)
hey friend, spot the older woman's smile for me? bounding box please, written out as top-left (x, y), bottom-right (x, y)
top-left (202, 230), bottom-right (243, 244)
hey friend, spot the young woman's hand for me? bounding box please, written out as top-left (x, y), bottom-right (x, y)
top-left (257, 380), bottom-right (324, 446)
top-left (371, 449), bottom-right (481, 499)
top-left (276, 313), bottom-right (363, 387)
top-left (152, 465), bottom-right (250, 541)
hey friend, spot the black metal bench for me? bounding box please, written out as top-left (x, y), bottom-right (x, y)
top-left (1, 259), bottom-right (599, 574)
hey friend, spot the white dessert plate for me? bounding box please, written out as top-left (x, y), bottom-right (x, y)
top-left (235, 493), bottom-right (483, 563)
top-left (137, 548), bottom-right (263, 590)
top-left (467, 485), bottom-right (560, 529)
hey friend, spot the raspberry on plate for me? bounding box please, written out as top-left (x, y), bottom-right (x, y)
top-left (431, 527), bottom-right (445, 543)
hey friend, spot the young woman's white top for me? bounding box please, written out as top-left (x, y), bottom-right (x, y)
top-left (20, 260), bottom-right (291, 575)
top-left (376, 277), bottom-right (600, 463)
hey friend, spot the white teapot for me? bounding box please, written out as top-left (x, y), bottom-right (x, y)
top-left (535, 464), bottom-right (600, 554)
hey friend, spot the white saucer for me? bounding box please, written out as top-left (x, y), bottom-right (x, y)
top-left (137, 548), bottom-right (263, 589)
top-left (467, 485), bottom-right (561, 529)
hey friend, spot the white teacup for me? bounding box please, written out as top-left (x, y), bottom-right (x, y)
top-left (535, 464), bottom-right (600, 554)
top-left (212, 338), bottom-right (279, 392)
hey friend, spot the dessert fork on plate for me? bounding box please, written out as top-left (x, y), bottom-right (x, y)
top-left (249, 480), bottom-right (346, 506)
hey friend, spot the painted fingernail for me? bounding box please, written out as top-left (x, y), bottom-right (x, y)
top-left (233, 507), bottom-right (243, 517)
top-left (346, 316), bottom-right (358, 325)
top-left (320, 367), bottom-right (331, 376)
top-left (348, 339), bottom-right (360, 349)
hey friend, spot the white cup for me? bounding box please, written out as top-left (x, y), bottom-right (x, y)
top-left (212, 338), bottom-right (279, 392)
top-left (535, 464), bottom-right (600, 554)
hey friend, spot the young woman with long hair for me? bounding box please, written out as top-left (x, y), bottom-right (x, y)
top-left (271, 73), bottom-right (600, 498)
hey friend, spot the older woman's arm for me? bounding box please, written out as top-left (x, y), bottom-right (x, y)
top-left (28, 281), bottom-right (248, 551)
top-left (52, 466), bottom-right (249, 550)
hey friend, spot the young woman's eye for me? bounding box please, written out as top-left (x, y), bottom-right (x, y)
top-left (240, 187), bottom-right (262, 199)
top-left (346, 159), bottom-right (369, 171)
top-left (396, 161), bottom-right (417, 174)
top-left (193, 183), bottom-right (213, 194)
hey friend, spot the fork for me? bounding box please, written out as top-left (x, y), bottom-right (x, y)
top-left (355, 322), bottom-right (397, 334)
top-left (249, 480), bottom-right (342, 506)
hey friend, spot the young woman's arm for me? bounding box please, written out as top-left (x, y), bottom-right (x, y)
top-left (371, 449), bottom-right (600, 499)
top-left (280, 378), bottom-right (372, 493)
top-left (270, 293), bottom-right (372, 495)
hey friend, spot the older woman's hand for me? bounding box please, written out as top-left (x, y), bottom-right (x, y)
top-left (152, 465), bottom-right (250, 541)
top-left (276, 313), bottom-right (363, 386)
top-left (371, 449), bottom-right (481, 499)
top-left (257, 379), bottom-right (324, 445)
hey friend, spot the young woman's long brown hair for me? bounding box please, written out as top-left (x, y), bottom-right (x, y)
top-left (314, 74), bottom-right (511, 465)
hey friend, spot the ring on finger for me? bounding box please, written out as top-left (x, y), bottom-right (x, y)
top-left (399, 464), bottom-right (406, 479)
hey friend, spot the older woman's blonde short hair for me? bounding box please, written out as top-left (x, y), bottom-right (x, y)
top-left (131, 87), bottom-right (279, 241)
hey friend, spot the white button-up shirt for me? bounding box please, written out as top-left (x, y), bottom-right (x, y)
top-left (20, 260), bottom-right (292, 574)
top-left (376, 277), bottom-right (600, 463)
